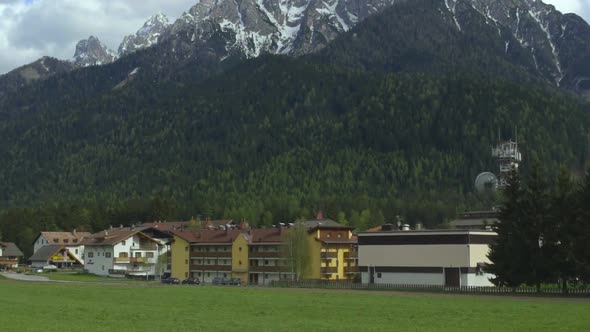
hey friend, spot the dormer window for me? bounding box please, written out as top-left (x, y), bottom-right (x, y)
top-left (73, 239), bottom-right (78, 243)
top-left (53, 238), bottom-right (59, 243)
top-left (63, 239), bottom-right (69, 243)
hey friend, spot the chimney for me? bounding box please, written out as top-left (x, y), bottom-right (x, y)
top-left (73, 229), bottom-right (77, 234)
top-left (316, 211), bottom-right (324, 220)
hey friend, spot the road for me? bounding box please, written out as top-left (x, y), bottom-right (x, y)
top-left (0, 272), bottom-right (61, 282)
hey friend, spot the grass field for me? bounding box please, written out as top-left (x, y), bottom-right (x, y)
top-left (39, 272), bottom-right (156, 283)
top-left (0, 281), bottom-right (588, 331)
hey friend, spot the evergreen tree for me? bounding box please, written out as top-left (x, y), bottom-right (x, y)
top-left (575, 168), bottom-right (590, 282)
top-left (487, 168), bottom-right (528, 287)
top-left (521, 159), bottom-right (553, 291)
top-left (548, 167), bottom-right (577, 292)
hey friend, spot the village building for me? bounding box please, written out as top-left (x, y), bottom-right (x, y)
top-left (303, 215), bottom-right (359, 281)
top-left (358, 229), bottom-right (497, 287)
top-left (0, 242), bottom-right (24, 268)
top-left (32, 231), bottom-right (91, 264)
top-left (81, 227), bottom-right (167, 278)
top-left (29, 245), bottom-right (83, 268)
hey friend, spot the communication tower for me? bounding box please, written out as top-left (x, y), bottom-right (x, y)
top-left (491, 132), bottom-right (522, 188)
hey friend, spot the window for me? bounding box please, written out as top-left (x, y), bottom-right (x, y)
top-left (146, 252), bottom-right (154, 258)
top-left (264, 260), bottom-right (269, 265)
top-left (223, 273), bottom-right (227, 278)
top-left (75, 249), bottom-right (78, 254)
top-left (135, 252), bottom-right (142, 258)
top-left (102, 265), bottom-right (104, 271)
top-left (97, 252), bottom-right (100, 257)
top-left (63, 239), bottom-right (69, 243)
top-left (119, 252), bottom-right (128, 258)
top-left (377, 273), bottom-right (382, 278)
top-left (239, 247), bottom-right (242, 252)
top-left (105, 252), bottom-right (112, 258)
top-left (239, 260), bottom-right (242, 266)
top-left (185, 272), bottom-right (188, 278)
top-left (185, 259), bottom-right (188, 264)
top-left (122, 241), bottom-right (126, 245)
top-left (87, 252), bottom-right (94, 258)
top-left (185, 246), bottom-right (188, 251)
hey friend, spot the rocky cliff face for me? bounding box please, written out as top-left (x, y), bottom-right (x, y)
top-left (162, 0), bottom-right (397, 58)
top-left (445, 0), bottom-right (590, 96)
top-left (73, 36), bottom-right (118, 67)
top-left (118, 13), bottom-right (170, 56)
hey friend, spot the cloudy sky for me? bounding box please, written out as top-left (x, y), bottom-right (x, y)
top-left (0, 0), bottom-right (589, 75)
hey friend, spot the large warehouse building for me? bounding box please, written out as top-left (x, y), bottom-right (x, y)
top-left (358, 229), bottom-right (497, 287)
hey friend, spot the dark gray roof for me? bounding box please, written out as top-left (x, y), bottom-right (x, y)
top-left (304, 219), bottom-right (352, 230)
top-left (28, 245), bottom-right (63, 261)
top-left (0, 242), bottom-right (24, 257)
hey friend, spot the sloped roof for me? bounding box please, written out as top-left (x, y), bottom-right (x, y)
top-left (0, 242), bottom-right (24, 257)
top-left (304, 219), bottom-right (353, 232)
top-left (191, 229), bottom-right (244, 244)
top-left (36, 231), bottom-right (92, 245)
top-left (169, 229), bottom-right (201, 243)
top-left (29, 245), bottom-right (63, 261)
top-left (248, 228), bottom-right (286, 244)
top-left (81, 228), bottom-right (156, 246)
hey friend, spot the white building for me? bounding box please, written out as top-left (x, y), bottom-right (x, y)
top-left (82, 227), bottom-right (167, 278)
top-left (32, 231), bottom-right (91, 264)
top-left (358, 229), bottom-right (497, 287)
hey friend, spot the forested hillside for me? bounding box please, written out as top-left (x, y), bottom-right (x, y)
top-left (1, 0), bottom-right (590, 256)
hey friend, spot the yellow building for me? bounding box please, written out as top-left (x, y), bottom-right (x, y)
top-left (169, 231), bottom-right (198, 280)
top-left (232, 233), bottom-right (250, 284)
top-left (303, 217), bottom-right (358, 281)
top-left (167, 217), bottom-right (358, 284)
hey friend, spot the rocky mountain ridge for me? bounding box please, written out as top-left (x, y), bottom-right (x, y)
top-left (1, 0), bottom-right (589, 98)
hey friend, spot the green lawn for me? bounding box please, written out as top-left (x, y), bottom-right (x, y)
top-left (0, 281), bottom-right (588, 331)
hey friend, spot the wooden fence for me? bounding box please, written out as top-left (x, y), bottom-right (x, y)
top-left (269, 280), bottom-right (590, 297)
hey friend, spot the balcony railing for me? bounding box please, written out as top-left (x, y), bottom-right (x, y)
top-left (130, 245), bottom-right (158, 251)
top-left (321, 252), bottom-right (338, 259)
top-left (190, 251), bottom-right (232, 258)
top-left (249, 251), bottom-right (281, 258)
top-left (343, 252), bottom-right (358, 260)
top-left (249, 265), bottom-right (288, 273)
top-left (114, 257), bottom-right (157, 264)
top-left (344, 266), bottom-right (359, 274)
top-left (321, 266), bottom-right (338, 274)
top-left (190, 264), bottom-right (232, 272)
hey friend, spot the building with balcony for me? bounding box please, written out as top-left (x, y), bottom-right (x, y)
top-left (32, 231), bottom-right (91, 264)
top-left (304, 215), bottom-right (359, 281)
top-left (358, 229), bottom-right (497, 287)
top-left (189, 229), bottom-right (243, 283)
top-left (244, 228), bottom-right (295, 285)
top-left (0, 242), bottom-right (24, 268)
top-left (81, 227), bottom-right (166, 278)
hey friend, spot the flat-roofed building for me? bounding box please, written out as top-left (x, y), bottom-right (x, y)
top-left (358, 230), bottom-right (497, 287)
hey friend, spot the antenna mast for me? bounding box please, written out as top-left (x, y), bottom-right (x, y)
top-left (491, 129), bottom-right (522, 188)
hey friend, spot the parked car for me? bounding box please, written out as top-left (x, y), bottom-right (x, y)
top-left (161, 277), bottom-right (181, 284)
top-left (211, 276), bottom-right (223, 285)
top-left (182, 278), bottom-right (200, 285)
top-left (229, 278), bottom-right (242, 286)
top-left (42, 265), bottom-right (58, 272)
top-left (212, 277), bottom-right (239, 285)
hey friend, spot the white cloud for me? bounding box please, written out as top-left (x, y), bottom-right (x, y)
top-left (0, 0), bottom-right (195, 74)
top-left (544, 0), bottom-right (590, 22)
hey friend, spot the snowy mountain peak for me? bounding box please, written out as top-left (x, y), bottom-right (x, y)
top-left (118, 13), bottom-right (171, 56)
top-left (163, 0), bottom-right (396, 58)
top-left (73, 36), bottom-right (117, 68)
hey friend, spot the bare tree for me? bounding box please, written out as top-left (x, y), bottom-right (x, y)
top-left (281, 222), bottom-right (311, 281)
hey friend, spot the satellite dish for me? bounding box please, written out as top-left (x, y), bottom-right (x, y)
top-left (475, 172), bottom-right (498, 193)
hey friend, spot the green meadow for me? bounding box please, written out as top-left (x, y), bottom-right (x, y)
top-left (0, 281), bottom-right (588, 331)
